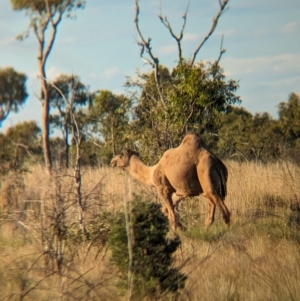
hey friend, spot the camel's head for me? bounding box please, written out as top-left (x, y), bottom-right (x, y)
top-left (110, 149), bottom-right (139, 169)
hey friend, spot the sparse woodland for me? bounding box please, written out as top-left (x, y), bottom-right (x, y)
top-left (1, 0), bottom-right (300, 300)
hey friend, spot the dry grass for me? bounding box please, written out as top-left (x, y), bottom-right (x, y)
top-left (0, 161), bottom-right (300, 300)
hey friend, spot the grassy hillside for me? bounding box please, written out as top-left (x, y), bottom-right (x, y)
top-left (0, 161), bottom-right (299, 300)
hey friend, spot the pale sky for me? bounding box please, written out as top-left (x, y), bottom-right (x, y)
top-left (0, 0), bottom-right (299, 133)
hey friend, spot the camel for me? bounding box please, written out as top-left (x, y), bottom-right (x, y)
top-left (110, 132), bottom-right (230, 229)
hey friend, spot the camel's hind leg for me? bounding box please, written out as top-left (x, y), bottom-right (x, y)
top-left (205, 200), bottom-right (216, 227)
top-left (198, 169), bottom-right (230, 226)
top-left (204, 195), bottom-right (230, 226)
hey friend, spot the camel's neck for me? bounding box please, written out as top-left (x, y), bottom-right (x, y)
top-left (126, 156), bottom-right (155, 186)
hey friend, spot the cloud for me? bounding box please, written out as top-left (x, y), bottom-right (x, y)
top-left (253, 28), bottom-right (271, 37)
top-left (47, 67), bottom-right (62, 81)
top-left (0, 36), bottom-right (17, 46)
top-left (216, 28), bottom-right (237, 38)
top-left (261, 76), bottom-right (300, 89)
top-left (222, 53), bottom-right (300, 77)
top-left (101, 67), bottom-right (120, 80)
top-left (183, 33), bottom-right (198, 41)
top-left (62, 37), bottom-right (76, 44)
top-left (280, 22), bottom-right (297, 34)
top-left (158, 44), bottom-right (177, 55)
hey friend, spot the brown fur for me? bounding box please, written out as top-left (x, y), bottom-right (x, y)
top-left (111, 132), bottom-right (230, 229)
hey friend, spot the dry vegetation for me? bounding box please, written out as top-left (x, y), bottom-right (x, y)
top-left (0, 161), bottom-right (300, 300)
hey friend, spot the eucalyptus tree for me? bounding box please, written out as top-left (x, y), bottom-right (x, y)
top-left (217, 107), bottom-right (282, 162)
top-left (10, 0), bottom-right (85, 172)
top-left (278, 93), bottom-right (300, 159)
top-left (278, 93), bottom-right (300, 142)
top-left (128, 60), bottom-right (240, 161)
top-left (127, 0), bottom-right (240, 162)
top-left (0, 67), bottom-right (28, 126)
top-left (1, 121), bottom-right (42, 172)
top-left (49, 74), bottom-right (92, 167)
top-left (88, 90), bottom-right (132, 157)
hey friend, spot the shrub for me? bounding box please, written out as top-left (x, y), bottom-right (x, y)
top-left (108, 195), bottom-right (186, 300)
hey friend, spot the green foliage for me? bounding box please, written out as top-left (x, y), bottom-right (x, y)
top-left (87, 90), bottom-right (132, 157)
top-left (108, 196), bottom-right (186, 299)
top-left (0, 67), bottom-right (28, 126)
top-left (278, 93), bottom-right (300, 159)
top-left (66, 212), bottom-right (110, 247)
top-left (217, 107), bottom-right (284, 161)
top-left (49, 74), bottom-right (92, 121)
top-left (126, 61), bottom-right (240, 163)
top-left (49, 74), bottom-right (93, 167)
top-left (213, 93), bottom-right (300, 163)
top-left (0, 121), bottom-right (42, 174)
top-left (11, 0), bottom-right (84, 13)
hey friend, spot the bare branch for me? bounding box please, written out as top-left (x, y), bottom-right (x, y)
top-left (216, 34), bottom-right (226, 65)
top-left (211, 133), bottom-right (249, 162)
top-left (42, 13), bottom-right (62, 66)
top-left (134, 0), bottom-right (165, 107)
top-left (191, 0), bottom-right (229, 66)
top-left (43, 76), bottom-right (70, 106)
top-left (158, 2), bottom-right (189, 63)
top-left (134, 1), bottom-right (159, 69)
top-left (11, 142), bottom-right (34, 158)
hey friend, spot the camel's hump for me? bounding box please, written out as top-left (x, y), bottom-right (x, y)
top-left (180, 132), bottom-right (207, 150)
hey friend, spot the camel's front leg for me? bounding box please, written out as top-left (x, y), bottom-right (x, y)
top-left (157, 186), bottom-right (177, 229)
top-left (162, 194), bottom-right (183, 213)
top-left (172, 193), bottom-right (184, 212)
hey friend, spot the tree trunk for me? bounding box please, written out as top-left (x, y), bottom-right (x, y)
top-left (64, 124), bottom-right (69, 168)
top-left (39, 60), bottom-right (52, 173)
top-left (111, 116), bottom-right (116, 156)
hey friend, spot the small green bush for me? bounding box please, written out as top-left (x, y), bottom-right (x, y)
top-left (108, 195), bottom-right (186, 300)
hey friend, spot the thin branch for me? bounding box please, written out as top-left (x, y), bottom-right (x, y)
top-left (11, 142), bottom-right (34, 158)
top-left (134, 0), bottom-right (165, 107)
top-left (42, 14), bottom-right (61, 66)
top-left (191, 0), bottom-right (229, 66)
top-left (211, 133), bottom-right (249, 162)
top-left (42, 76), bottom-right (70, 106)
top-left (158, 2), bottom-right (189, 63)
top-left (216, 34), bottom-right (226, 65)
top-left (134, 0), bottom-right (159, 68)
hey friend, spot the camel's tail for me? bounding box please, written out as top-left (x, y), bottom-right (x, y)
top-left (217, 167), bottom-right (228, 201)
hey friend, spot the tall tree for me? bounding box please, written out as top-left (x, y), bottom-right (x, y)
top-left (0, 121), bottom-right (42, 174)
top-left (88, 90), bottom-right (131, 157)
top-left (49, 74), bottom-right (92, 167)
top-left (278, 93), bottom-right (300, 142)
top-left (0, 67), bottom-right (28, 126)
top-left (217, 107), bottom-right (282, 161)
top-left (278, 93), bottom-right (300, 160)
top-left (5, 121), bottom-right (42, 168)
top-left (127, 62), bottom-right (240, 162)
top-left (127, 0), bottom-right (240, 162)
top-left (11, 0), bottom-right (85, 172)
